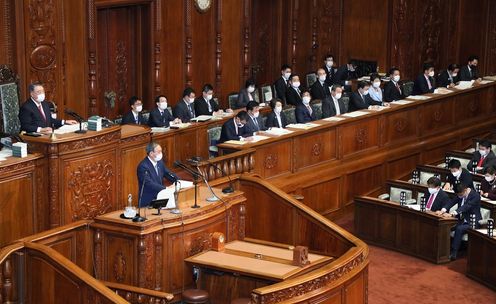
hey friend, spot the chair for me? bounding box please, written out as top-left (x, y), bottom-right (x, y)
top-left (253, 89), bottom-right (260, 104)
top-left (306, 72), bottom-right (317, 88)
top-left (167, 106), bottom-right (173, 116)
top-left (228, 93), bottom-right (239, 110)
top-left (389, 187), bottom-right (412, 203)
top-left (419, 171), bottom-right (435, 185)
top-left (402, 81), bottom-right (414, 97)
top-left (0, 65), bottom-right (21, 135)
top-left (182, 289), bottom-right (209, 304)
top-left (283, 107), bottom-right (296, 124)
top-left (450, 156), bottom-right (470, 169)
top-left (311, 101), bottom-right (322, 120)
top-left (207, 126), bottom-right (222, 158)
top-left (341, 96), bottom-right (350, 113)
top-left (260, 85), bottom-right (273, 103)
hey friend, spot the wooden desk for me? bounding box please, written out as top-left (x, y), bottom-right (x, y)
top-left (354, 196), bottom-right (457, 263)
top-left (466, 229), bottom-right (496, 291)
top-left (185, 240), bottom-right (332, 282)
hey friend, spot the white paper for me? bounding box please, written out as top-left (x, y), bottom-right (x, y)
top-left (406, 95), bottom-right (430, 100)
top-left (151, 127), bottom-right (171, 133)
top-left (190, 115), bottom-right (212, 122)
top-left (455, 81), bottom-right (474, 90)
top-left (286, 123), bottom-right (319, 129)
top-left (342, 111), bottom-right (369, 118)
top-left (54, 123), bottom-right (85, 134)
top-left (323, 116), bottom-right (346, 122)
top-left (264, 91), bottom-right (273, 102)
top-left (249, 135), bottom-right (270, 142)
top-left (391, 99), bottom-right (415, 105)
top-left (433, 88), bottom-right (452, 95)
top-left (264, 128), bottom-right (293, 136)
top-left (156, 187), bottom-right (176, 209)
top-left (480, 80), bottom-right (493, 85)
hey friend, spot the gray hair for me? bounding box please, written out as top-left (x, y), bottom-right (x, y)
top-left (146, 141), bottom-right (160, 155)
top-left (28, 82), bottom-right (43, 92)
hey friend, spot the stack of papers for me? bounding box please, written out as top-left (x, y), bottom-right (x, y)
top-left (368, 105), bottom-right (388, 111)
top-left (12, 142), bottom-right (27, 158)
top-left (248, 135), bottom-right (269, 142)
top-left (433, 88), bottom-right (452, 94)
top-left (483, 76), bottom-right (496, 81)
top-left (480, 80), bottom-right (493, 85)
top-left (151, 127), bottom-right (170, 133)
top-left (407, 95), bottom-right (430, 100)
top-left (342, 111), bottom-right (369, 118)
top-left (391, 99), bottom-right (415, 105)
top-left (264, 128), bottom-right (293, 136)
top-left (286, 123), bottom-right (320, 129)
top-left (190, 115), bottom-right (212, 122)
top-left (0, 148), bottom-right (12, 161)
top-left (170, 123), bottom-right (191, 129)
top-left (224, 140), bottom-right (247, 145)
top-left (54, 123), bottom-right (85, 134)
top-left (455, 81), bottom-right (474, 90)
top-left (323, 116), bottom-right (346, 122)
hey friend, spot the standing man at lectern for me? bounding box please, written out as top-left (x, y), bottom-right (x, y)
top-left (19, 82), bottom-right (77, 133)
top-left (137, 142), bottom-right (178, 207)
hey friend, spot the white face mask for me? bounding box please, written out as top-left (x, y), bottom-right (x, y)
top-left (393, 75), bottom-right (401, 82)
top-left (326, 61), bottom-right (333, 68)
top-left (247, 86), bottom-right (255, 93)
top-left (253, 111), bottom-right (260, 118)
top-left (335, 93), bottom-right (342, 99)
top-left (302, 96), bottom-right (311, 104)
top-left (274, 106), bottom-right (282, 114)
top-left (283, 72), bottom-right (291, 80)
top-left (159, 102), bottom-right (168, 110)
top-left (452, 72), bottom-right (458, 77)
top-left (362, 90), bottom-right (369, 95)
top-left (318, 75), bottom-right (326, 82)
top-left (479, 149), bottom-right (488, 157)
top-left (292, 81), bottom-right (300, 88)
top-left (428, 71), bottom-right (435, 77)
top-left (373, 81), bottom-right (381, 88)
top-left (428, 187), bottom-right (439, 194)
top-left (36, 93), bottom-right (45, 103)
top-left (206, 94), bottom-right (213, 101)
top-left (135, 105), bottom-right (143, 113)
top-left (154, 152), bottom-right (163, 162)
top-left (485, 175), bottom-right (494, 182)
top-left (452, 170), bottom-right (461, 178)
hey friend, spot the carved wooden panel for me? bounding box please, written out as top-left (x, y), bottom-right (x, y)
top-left (390, 0), bottom-right (416, 78)
top-left (339, 118), bottom-right (379, 158)
top-left (294, 129), bottom-right (336, 171)
top-left (419, 99), bottom-right (454, 137)
top-left (454, 90), bottom-right (487, 125)
top-left (153, 132), bottom-right (175, 168)
top-left (302, 177), bottom-right (341, 216)
top-left (103, 233), bottom-right (136, 285)
top-left (382, 108), bottom-right (419, 147)
top-left (253, 140), bottom-right (292, 179)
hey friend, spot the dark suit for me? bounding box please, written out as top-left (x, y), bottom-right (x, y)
top-left (274, 77), bottom-right (289, 103)
top-left (265, 111), bottom-right (288, 128)
top-left (333, 65), bottom-right (358, 86)
top-left (219, 118), bottom-right (248, 143)
top-left (286, 87), bottom-right (303, 106)
top-left (323, 66), bottom-right (336, 85)
top-left (295, 104), bottom-right (316, 123)
top-left (459, 65), bottom-right (479, 81)
top-left (194, 97), bottom-right (219, 116)
top-left (19, 98), bottom-right (63, 133)
top-left (349, 92), bottom-right (380, 112)
top-left (383, 81), bottom-right (405, 102)
top-left (481, 179), bottom-right (496, 200)
top-left (423, 189), bottom-right (451, 212)
top-left (137, 157), bottom-right (178, 207)
top-left (121, 111), bottom-right (145, 125)
top-left (446, 168), bottom-right (475, 190)
top-left (437, 70), bottom-right (459, 88)
top-left (443, 189), bottom-right (481, 255)
top-left (322, 97), bottom-right (346, 118)
top-left (237, 88), bottom-right (256, 109)
top-left (310, 80), bottom-right (330, 100)
top-left (173, 100), bottom-right (196, 122)
top-left (412, 74), bottom-right (436, 95)
top-left (244, 114), bottom-right (266, 135)
top-left (467, 150), bottom-right (496, 173)
top-left (148, 108), bottom-right (175, 128)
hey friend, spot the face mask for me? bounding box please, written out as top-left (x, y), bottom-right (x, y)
top-left (283, 72), bottom-right (291, 80)
top-left (292, 81), bottom-right (300, 88)
top-left (253, 111), bottom-right (260, 118)
top-left (393, 75), bottom-right (401, 82)
top-left (51, 113), bottom-right (57, 119)
top-left (318, 75), bottom-right (326, 82)
top-left (362, 90), bottom-right (369, 95)
top-left (373, 81), bottom-right (381, 88)
top-left (452, 170), bottom-right (461, 178)
top-left (485, 175), bottom-right (494, 182)
top-left (36, 93), bottom-right (45, 103)
top-left (247, 86), bottom-right (255, 93)
top-left (206, 94), bottom-right (213, 101)
top-left (302, 96), bottom-right (311, 104)
top-left (237, 122), bottom-right (244, 128)
top-left (326, 61), bottom-right (333, 68)
top-left (452, 73), bottom-right (458, 77)
top-left (457, 194), bottom-right (466, 199)
top-left (274, 106), bottom-right (282, 114)
top-left (335, 93), bottom-right (342, 99)
top-left (479, 149), bottom-right (488, 157)
top-left (154, 152), bottom-right (163, 162)
top-left (135, 105), bottom-right (143, 113)
top-left (470, 64), bottom-right (477, 69)
top-left (428, 187), bottom-right (439, 194)
top-left (159, 102), bottom-right (168, 110)
top-left (428, 71), bottom-right (435, 77)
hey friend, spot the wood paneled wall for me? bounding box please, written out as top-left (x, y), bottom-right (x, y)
top-left (0, 0), bottom-right (495, 118)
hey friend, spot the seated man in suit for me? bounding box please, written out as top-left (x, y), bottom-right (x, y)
top-left (194, 84), bottom-right (220, 116)
top-left (148, 95), bottom-right (181, 128)
top-left (137, 141), bottom-right (178, 207)
top-left (286, 74), bottom-right (303, 106)
top-left (218, 110), bottom-right (249, 143)
top-left (265, 99), bottom-right (288, 129)
top-left (121, 96), bottom-right (146, 125)
top-left (332, 60), bottom-right (358, 91)
top-left (437, 64), bottom-right (460, 88)
top-left (237, 78), bottom-right (257, 109)
top-left (322, 85), bottom-right (346, 118)
top-left (349, 81), bottom-right (380, 112)
top-left (412, 62), bottom-right (436, 95)
top-left (244, 101), bottom-right (267, 135)
top-left (311, 68), bottom-right (330, 100)
top-left (295, 90), bottom-right (316, 123)
top-left (443, 159), bottom-right (474, 191)
top-left (481, 166), bottom-right (496, 200)
top-left (424, 177), bottom-right (451, 211)
top-left (323, 54), bottom-right (336, 85)
top-left (459, 55), bottom-right (482, 82)
top-left (437, 183), bottom-right (481, 260)
top-left (173, 87), bottom-right (196, 123)
top-left (467, 140), bottom-right (496, 173)
top-left (274, 64), bottom-right (292, 103)
top-left (19, 82), bottom-right (77, 133)
top-left (383, 67), bottom-right (405, 102)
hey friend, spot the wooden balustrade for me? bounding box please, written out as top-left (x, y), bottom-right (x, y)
top-left (103, 281), bottom-right (173, 304)
top-left (197, 148), bottom-right (256, 181)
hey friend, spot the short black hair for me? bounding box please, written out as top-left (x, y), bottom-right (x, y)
top-left (331, 84), bottom-right (342, 92)
top-left (485, 166), bottom-right (496, 175)
top-left (423, 62), bottom-right (434, 71)
top-left (246, 101), bottom-right (259, 112)
top-left (370, 73), bottom-right (381, 82)
top-left (289, 74), bottom-right (299, 82)
top-left (245, 78), bottom-right (256, 88)
top-left (324, 54), bottom-right (334, 61)
top-left (301, 88), bottom-right (310, 95)
top-left (154, 95), bottom-right (167, 104)
top-left (479, 140), bottom-right (492, 149)
top-left (357, 81), bottom-right (370, 89)
top-left (183, 87), bottom-right (195, 97)
top-left (454, 183), bottom-right (468, 194)
top-left (281, 64), bottom-right (291, 71)
top-left (427, 176), bottom-right (441, 187)
top-left (270, 99), bottom-right (282, 109)
top-left (145, 141), bottom-right (159, 155)
top-left (28, 82), bottom-right (43, 92)
top-left (447, 63), bottom-right (460, 71)
top-left (236, 110), bottom-right (249, 121)
top-left (202, 84), bottom-right (214, 93)
top-left (468, 55), bottom-right (479, 62)
top-left (448, 159), bottom-right (461, 169)
top-left (128, 96), bottom-right (141, 106)
top-left (389, 67), bottom-right (400, 76)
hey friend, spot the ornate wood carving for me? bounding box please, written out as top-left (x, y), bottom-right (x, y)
top-left (115, 40), bottom-right (128, 105)
top-left (113, 250), bottom-right (127, 283)
top-left (239, 204), bottom-right (246, 239)
top-left (49, 156), bottom-right (60, 227)
top-left (94, 230), bottom-right (103, 279)
top-left (88, 0), bottom-right (98, 115)
top-left (242, 0), bottom-right (251, 79)
top-left (0, 257), bottom-right (13, 303)
top-left (154, 232), bottom-right (163, 290)
top-left (391, 0), bottom-right (415, 78)
top-left (394, 118), bottom-right (407, 133)
top-left (290, 0), bottom-right (299, 67)
top-left (58, 130), bottom-right (120, 153)
top-left (120, 132), bottom-right (150, 144)
top-left (138, 235), bottom-right (154, 289)
top-left (215, 0), bottom-right (222, 96)
top-left (2, 0), bottom-right (14, 66)
top-left (355, 128), bottom-right (368, 147)
top-left (418, 0), bottom-right (442, 66)
top-left (0, 159), bottom-right (34, 174)
top-left (311, 143), bottom-right (322, 156)
top-left (317, 0), bottom-right (341, 56)
top-left (188, 232), bottom-right (212, 256)
top-left (433, 109), bottom-right (442, 122)
top-left (263, 154), bottom-right (278, 169)
top-left (185, 0), bottom-right (193, 86)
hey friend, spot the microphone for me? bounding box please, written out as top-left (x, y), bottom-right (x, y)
top-left (189, 157), bottom-right (234, 194)
top-left (133, 169), bottom-right (148, 222)
top-left (64, 108), bottom-right (87, 134)
top-left (174, 160), bottom-right (202, 209)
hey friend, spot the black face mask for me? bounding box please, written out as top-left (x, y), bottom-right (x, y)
top-left (469, 64), bottom-right (477, 69)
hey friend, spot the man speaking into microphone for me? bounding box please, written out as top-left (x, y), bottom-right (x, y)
top-left (137, 142), bottom-right (178, 207)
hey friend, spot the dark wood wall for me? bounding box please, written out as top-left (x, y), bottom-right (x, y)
top-left (0, 0), bottom-right (495, 119)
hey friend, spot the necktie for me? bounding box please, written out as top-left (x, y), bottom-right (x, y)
top-left (206, 99), bottom-right (212, 112)
top-left (188, 104), bottom-right (194, 117)
top-left (155, 164), bottom-right (159, 176)
top-left (426, 194), bottom-right (435, 209)
top-left (307, 105), bottom-right (313, 116)
top-left (334, 99), bottom-right (341, 115)
top-left (38, 104), bottom-right (47, 122)
top-left (135, 115), bottom-right (139, 124)
top-left (253, 117), bottom-right (259, 130)
top-left (478, 155), bottom-right (485, 167)
top-left (427, 77), bottom-right (432, 90)
top-left (395, 82), bottom-right (401, 93)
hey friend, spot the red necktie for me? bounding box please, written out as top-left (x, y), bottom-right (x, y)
top-left (478, 156), bottom-right (485, 167)
top-left (38, 104), bottom-right (47, 122)
top-left (426, 194), bottom-right (435, 209)
top-left (395, 83), bottom-right (401, 93)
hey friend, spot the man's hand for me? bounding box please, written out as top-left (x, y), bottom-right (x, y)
top-left (39, 127), bottom-right (53, 134)
top-left (65, 120), bottom-right (78, 125)
top-left (226, 108), bottom-right (234, 113)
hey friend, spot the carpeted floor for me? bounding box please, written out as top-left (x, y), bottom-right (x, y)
top-left (333, 214), bottom-right (496, 304)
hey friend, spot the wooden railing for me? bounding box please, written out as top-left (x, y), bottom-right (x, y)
top-left (197, 148), bottom-right (256, 181)
top-left (103, 281), bottom-right (174, 304)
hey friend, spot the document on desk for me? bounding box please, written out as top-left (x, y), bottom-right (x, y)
top-left (54, 123), bottom-right (86, 134)
top-left (0, 148), bottom-right (11, 161)
top-left (224, 140), bottom-right (247, 145)
top-left (190, 115), bottom-right (212, 122)
top-left (408, 204), bottom-right (421, 211)
top-left (406, 95), bottom-right (431, 100)
top-left (170, 123), bottom-right (191, 129)
top-left (483, 76), bottom-right (496, 81)
top-left (286, 123), bottom-right (320, 129)
top-left (151, 127), bottom-right (171, 133)
top-left (323, 116), bottom-right (346, 122)
top-left (264, 128), bottom-right (293, 136)
top-left (455, 81), bottom-right (474, 90)
top-left (433, 88), bottom-right (453, 95)
top-left (248, 135), bottom-right (270, 142)
top-left (481, 197), bottom-right (496, 205)
top-left (391, 99), bottom-right (416, 105)
top-left (479, 80), bottom-right (493, 85)
top-left (342, 111), bottom-right (370, 118)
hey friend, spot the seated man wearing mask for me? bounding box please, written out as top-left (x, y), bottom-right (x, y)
top-left (194, 83), bottom-right (221, 116)
top-left (148, 95), bottom-right (181, 127)
top-left (349, 81), bottom-right (380, 111)
top-left (424, 177), bottom-right (451, 211)
top-left (286, 74), bottom-right (303, 106)
top-left (244, 101), bottom-right (267, 135)
top-left (412, 63), bottom-right (436, 95)
top-left (322, 85), bottom-right (347, 118)
top-left (467, 140), bottom-right (496, 174)
top-left (480, 166), bottom-right (496, 200)
top-left (384, 68), bottom-right (405, 102)
top-left (443, 159), bottom-right (474, 191)
top-left (265, 99), bottom-right (288, 129)
top-left (311, 68), bottom-right (330, 100)
top-left (173, 87), bottom-right (196, 123)
top-left (295, 90), bottom-right (316, 123)
top-left (219, 111), bottom-right (249, 143)
top-left (121, 96), bottom-right (146, 125)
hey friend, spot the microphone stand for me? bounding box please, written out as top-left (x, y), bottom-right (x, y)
top-left (133, 170), bottom-right (148, 222)
top-left (207, 162), bottom-right (235, 194)
top-left (174, 161), bottom-right (203, 209)
top-left (65, 109), bottom-right (87, 134)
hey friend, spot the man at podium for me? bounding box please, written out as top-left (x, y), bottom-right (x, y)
top-left (137, 142), bottom-right (178, 207)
